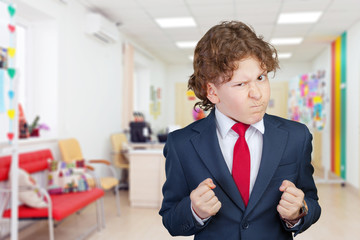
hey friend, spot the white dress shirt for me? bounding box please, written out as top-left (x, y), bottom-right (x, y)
top-left (214, 107), bottom-right (264, 194)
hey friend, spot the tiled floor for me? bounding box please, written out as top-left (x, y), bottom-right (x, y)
top-left (3, 180), bottom-right (360, 240)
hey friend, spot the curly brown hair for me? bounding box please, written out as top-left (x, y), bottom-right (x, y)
top-left (188, 21), bottom-right (279, 111)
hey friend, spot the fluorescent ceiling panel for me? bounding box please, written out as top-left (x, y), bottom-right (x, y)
top-left (176, 41), bottom-right (198, 48)
top-left (278, 52), bottom-right (292, 59)
top-left (278, 12), bottom-right (323, 24)
top-left (270, 38), bottom-right (303, 45)
top-left (155, 17), bottom-right (196, 28)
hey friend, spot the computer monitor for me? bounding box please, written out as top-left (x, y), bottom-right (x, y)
top-left (129, 121), bottom-right (151, 142)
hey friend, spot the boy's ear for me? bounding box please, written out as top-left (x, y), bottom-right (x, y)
top-left (207, 83), bottom-right (219, 104)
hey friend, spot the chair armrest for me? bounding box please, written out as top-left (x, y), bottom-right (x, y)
top-left (86, 160), bottom-right (119, 180)
top-left (88, 159), bottom-right (111, 165)
top-left (38, 187), bottom-right (52, 205)
top-left (0, 185), bottom-right (52, 207)
top-left (86, 165), bottom-right (95, 171)
top-left (85, 170), bottom-right (102, 189)
top-left (0, 185), bottom-right (45, 192)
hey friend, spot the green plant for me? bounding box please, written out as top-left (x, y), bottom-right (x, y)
top-left (29, 116), bottom-right (40, 134)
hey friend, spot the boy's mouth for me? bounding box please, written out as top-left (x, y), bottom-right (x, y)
top-left (251, 104), bottom-right (262, 108)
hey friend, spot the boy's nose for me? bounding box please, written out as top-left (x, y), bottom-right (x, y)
top-left (249, 83), bottom-right (262, 100)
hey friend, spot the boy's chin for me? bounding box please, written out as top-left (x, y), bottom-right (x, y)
top-left (246, 113), bottom-right (265, 124)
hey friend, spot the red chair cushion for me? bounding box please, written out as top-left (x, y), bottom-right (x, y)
top-left (0, 149), bottom-right (52, 181)
top-left (3, 188), bottom-right (104, 221)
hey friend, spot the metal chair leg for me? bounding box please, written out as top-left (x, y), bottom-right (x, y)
top-left (95, 198), bottom-right (102, 232)
top-left (114, 185), bottom-right (121, 216)
top-left (100, 197), bottom-right (106, 228)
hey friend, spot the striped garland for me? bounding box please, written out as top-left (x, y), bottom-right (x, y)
top-left (331, 32), bottom-right (346, 179)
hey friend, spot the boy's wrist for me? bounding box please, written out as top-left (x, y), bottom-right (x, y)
top-left (282, 200), bottom-right (308, 227)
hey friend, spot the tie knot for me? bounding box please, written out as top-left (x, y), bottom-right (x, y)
top-left (232, 122), bottom-right (249, 136)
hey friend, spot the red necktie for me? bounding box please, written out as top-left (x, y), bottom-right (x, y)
top-left (232, 122), bottom-right (250, 207)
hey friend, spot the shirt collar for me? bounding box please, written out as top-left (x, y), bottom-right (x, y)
top-left (215, 107), bottom-right (265, 139)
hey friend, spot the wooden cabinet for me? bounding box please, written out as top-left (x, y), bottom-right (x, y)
top-left (126, 147), bottom-right (165, 208)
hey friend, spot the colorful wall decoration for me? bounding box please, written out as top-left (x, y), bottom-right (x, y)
top-left (331, 32), bottom-right (347, 179)
top-left (0, 2), bottom-right (17, 143)
top-left (187, 89), bottom-right (206, 121)
top-left (149, 85), bottom-right (161, 120)
top-left (288, 70), bottom-right (327, 131)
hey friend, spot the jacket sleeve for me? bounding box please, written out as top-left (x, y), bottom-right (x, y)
top-left (292, 125), bottom-right (321, 236)
top-left (159, 133), bottom-right (209, 236)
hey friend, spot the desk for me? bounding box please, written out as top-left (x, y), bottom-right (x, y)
top-left (128, 142), bottom-right (165, 150)
top-left (125, 143), bottom-right (165, 208)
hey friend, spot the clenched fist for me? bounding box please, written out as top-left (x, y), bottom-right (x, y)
top-left (190, 178), bottom-right (222, 219)
top-left (277, 180), bottom-right (305, 220)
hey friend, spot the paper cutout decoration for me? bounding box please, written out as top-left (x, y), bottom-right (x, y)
top-left (7, 132), bottom-right (14, 141)
top-left (7, 109), bottom-right (15, 119)
top-left (8, 24), bottom-right (15, 33)
top-left (3, 3), bottom-right (17, 143)
top-left (8, 90), bottom-right (14, 99)
top-left (186, 90), bottom-right (196, 101)
top-left (8, 4), bottom-right (16, 17)
top-left (8, 48), bottom-right (15, 58)
top-left (7, 68), bottom-right (15, 78)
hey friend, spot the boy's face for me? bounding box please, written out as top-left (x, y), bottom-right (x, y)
top-left (207, 56), bottom-right (270, 125)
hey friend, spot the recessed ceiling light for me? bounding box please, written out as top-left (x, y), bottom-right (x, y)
top-left (176, 41), bottom-right (197, 48)
top-left (278, 12), bottom-right (322, 24)
top-left (277, 52), bottom-right (292, 59)
top-left (270, 38), bottom-right (303, 45)
top-left (155, 17), bottom-right (196, 28)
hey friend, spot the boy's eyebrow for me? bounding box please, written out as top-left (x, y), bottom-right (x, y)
top-left (260, 70), bottom-right (268, 75)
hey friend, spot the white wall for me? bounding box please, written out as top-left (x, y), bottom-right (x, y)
top-left (274, 61), bottom-right (311, 82)
top-left (27, 20), bottom-right (58, 140)
top-left (13, 0), bottom-right (123, 172)
top-left (133, 48), bottom-right (167, 135)
top-left (345, 19), bottom-right (360, 188)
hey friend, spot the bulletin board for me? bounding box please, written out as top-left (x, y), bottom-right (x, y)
top-left (288, 70), bottom-right (327, 131)
top-left (288, 71), bottom-right (327, 170)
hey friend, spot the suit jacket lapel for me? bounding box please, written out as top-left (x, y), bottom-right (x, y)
top-left (244, 114), bottom-right (288, 217)
top-left (190, 110), bottom-right (246, 211)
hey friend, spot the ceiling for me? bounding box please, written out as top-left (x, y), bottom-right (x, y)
top-left (82, 0), bottom-right (360, 65)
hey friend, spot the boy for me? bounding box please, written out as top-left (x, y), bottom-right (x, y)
top-left (159, 21), bottom-right (321, 240)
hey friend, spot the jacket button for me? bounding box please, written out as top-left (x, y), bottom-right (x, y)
top-left (242, 222), bottom-right (249, 229)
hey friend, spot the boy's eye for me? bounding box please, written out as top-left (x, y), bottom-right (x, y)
top-left (258, 74), bottom-right (266, 81)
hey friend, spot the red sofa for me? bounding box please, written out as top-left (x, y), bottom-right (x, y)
top-left (0, 149), bottom-right (104, 240)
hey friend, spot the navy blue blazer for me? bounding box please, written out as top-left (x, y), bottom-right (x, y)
top-left (159, 110), bottom-right (321, 240)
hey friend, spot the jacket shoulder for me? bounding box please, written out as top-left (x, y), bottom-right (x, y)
top-left (265, 114), bottom-right (311, 135)
top-left (168, 117), bottom-right (207, 141)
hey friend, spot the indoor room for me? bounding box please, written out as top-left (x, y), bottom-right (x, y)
top-left (0, 0), bottom-right (360, 239)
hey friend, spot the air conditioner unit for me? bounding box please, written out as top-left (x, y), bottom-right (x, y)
top-left (86, 13), bottom-right (119, 44)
